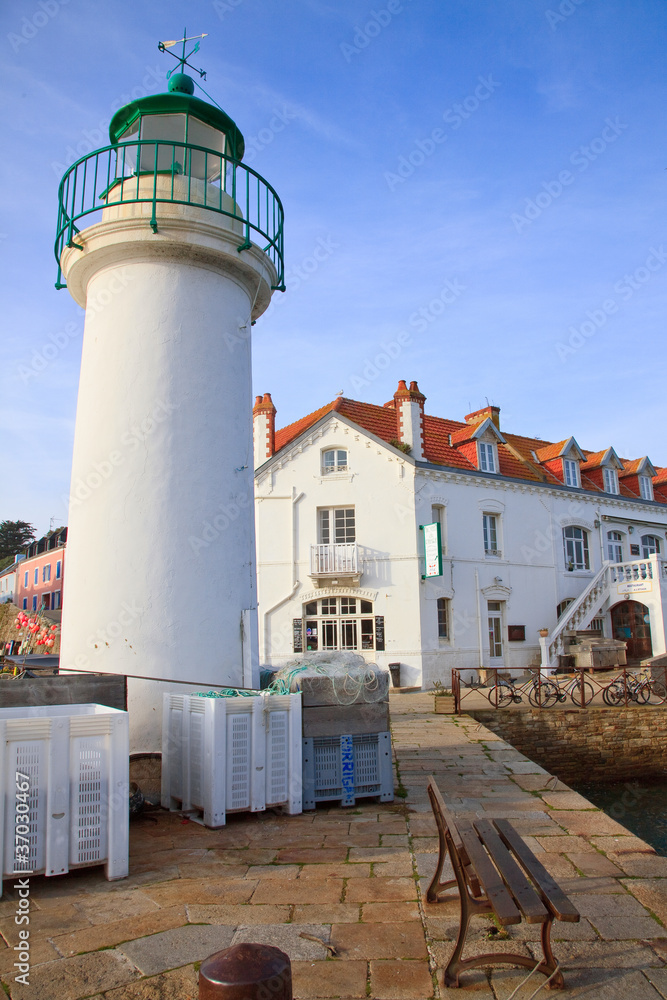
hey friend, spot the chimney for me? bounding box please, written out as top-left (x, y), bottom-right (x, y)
top-left (253, 393), bottom-right (276, 467)
top-left (464, 405), bottom-right (500, 430)
top-left (393, 380), bottom-right (426, 460)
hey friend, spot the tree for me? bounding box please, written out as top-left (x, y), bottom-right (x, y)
top-left (0, 520), bottom-right (36, 561)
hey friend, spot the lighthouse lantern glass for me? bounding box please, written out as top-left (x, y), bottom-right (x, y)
top-left (116, 112), bottom-right (227, 184)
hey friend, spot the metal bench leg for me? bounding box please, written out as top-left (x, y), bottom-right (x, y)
top-left (541, 916), bottom-right (565, 989)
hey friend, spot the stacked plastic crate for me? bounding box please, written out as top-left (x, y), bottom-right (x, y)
top-left (161, 691), bottom-right (302, 827)
top-left (300, 667), bottom-right (394, 809)
top-left (0, 704), bottom-right (129, 892)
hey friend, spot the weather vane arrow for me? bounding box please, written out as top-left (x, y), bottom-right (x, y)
top-left (158, 30), bottom-right (208, 80)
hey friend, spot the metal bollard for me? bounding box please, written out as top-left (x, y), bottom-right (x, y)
top-left (199, 942), bottom-right (292, 1000)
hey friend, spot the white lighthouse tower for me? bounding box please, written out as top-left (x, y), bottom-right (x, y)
top-left (55, 36), bottom-right (284, 750)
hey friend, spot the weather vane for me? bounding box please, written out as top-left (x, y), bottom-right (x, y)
top-left (158, 30), bottom-right (208, 81)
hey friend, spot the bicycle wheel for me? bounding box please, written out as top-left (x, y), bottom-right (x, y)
top-left (634, 682), bottom-right (651, 705)
top-left (602, 681), bottom-right (624, 706)
top-left (487, 682), bottom-right (514, 707)
top-left (528, 681), bottom-right (559, 708)
top-left (569, 679), bottom-right (594, 707)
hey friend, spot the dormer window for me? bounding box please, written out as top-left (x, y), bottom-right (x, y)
top-left (563, 458), bottom-right (579, 488)
top-left (478, 442), bottom-right (496, 473)
top-left (322, 449), bottom-right (348, 474)
top-left (603, 468), bottom-right (619, 494)
top-left (639, 475), bottom-right (654, 501)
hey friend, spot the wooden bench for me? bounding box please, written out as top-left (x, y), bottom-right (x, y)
top-left (426, 776), bottom-right (579, 989)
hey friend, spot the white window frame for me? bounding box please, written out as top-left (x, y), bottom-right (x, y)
top-left (487, 601), bottom-right (503, 660)
top-left (318, 507), bottom-right (356, 545)
top-left (321, 449), bottom-right (349, 475)
top-left (483, 513), bottom-right (501, 558)
top-left (478, 441), bottom-right (496, 473)
top-left (437, 597), bottom-right (449, 640)
top-left (56, 560), bottom-right (62, 580)
top-left (431, 505), bottom-right (447, 557)
top-left (603, 467), bottom-right (619, 494)
top-left (563, 458), bottom-right (579, 487)
top-left (642, 534), bottom-right (661, 558)
top-left (563, 526), bottom-right (590, 571)
top-left (639, 475), bottom-right (654, 501)
top-left (302, 596), bottom-right (375, 652)
top-left (607, 531), bottom-right (623, 563)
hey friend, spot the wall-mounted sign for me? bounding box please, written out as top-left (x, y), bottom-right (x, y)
top-left (508, 625), bottom-right (526, 641)
top-left (375, 616), bottom-right (385, 651)
top-left (630, 544), bottom-right (641, 556)
top-left (420, 522), bottom-right (442, 578)
top-left (293, 618), bottom-right (303, 652)
top-left (617, 580), bottom-right (652, 596)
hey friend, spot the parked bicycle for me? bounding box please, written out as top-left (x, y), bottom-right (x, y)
top-left (551, 672), bottom-right (595, 707)
top-left (486, 674), bottom-right (561, 708)
top-left (602, 670), bottom-right (665, 706)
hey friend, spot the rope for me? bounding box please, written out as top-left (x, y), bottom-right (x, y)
top-left (503, 961), bottom-right (561, 1000)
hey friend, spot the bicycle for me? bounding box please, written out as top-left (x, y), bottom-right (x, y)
top-left (486, 674), bottom-right (561, 708)
top-left (551, 672), bottom-right (594, 707)
top-left (602, 670), bottom-right (665, 706)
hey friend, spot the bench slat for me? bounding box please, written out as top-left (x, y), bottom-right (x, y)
top-left (474, 819), bottom-right (548, 924)
top-left (493, 819), bottom-right (580, 923)
top-left (457, 822), bottom-right (522, 925)
top-left (427, 777), bottom-right (483, 899)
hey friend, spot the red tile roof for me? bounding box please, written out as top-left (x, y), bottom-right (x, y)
top-left (269, 393), bottom-right (663, 500)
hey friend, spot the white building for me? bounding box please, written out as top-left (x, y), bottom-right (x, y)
top-left (0, 554), bottom-right (25, 605)
top-left (254, 381), bottom-right (667, 688)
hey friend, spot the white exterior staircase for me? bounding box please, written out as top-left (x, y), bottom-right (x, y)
top-left (540, 556), bottom-right (664, 669)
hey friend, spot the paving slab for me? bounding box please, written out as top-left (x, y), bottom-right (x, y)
top-left (291, 958), bottom-right (368, 999)
top-left (491, 967), bottom-right (664, 999)
top-left (5, 949), bottom-right (141, 1000)
top-left (118, 924), bottom-right (235, 976)
top-left (230, 923), bottom-right (331, 961)
top-left (100, 963), bottom-right (199, 999)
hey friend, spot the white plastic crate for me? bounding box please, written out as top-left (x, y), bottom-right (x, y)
top-left (302, 731), bottom-right (394, 809)
top-left (0, 704), bottom-right (129, 892)
top-left (162, 692), bottom-right (302, 826)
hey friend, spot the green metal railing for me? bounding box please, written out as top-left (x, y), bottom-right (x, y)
top-left (54, 139), bottom-right (285, 290)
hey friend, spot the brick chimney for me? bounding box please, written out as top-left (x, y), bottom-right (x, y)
top-left (464, 405), bottom-right (500, 430)
top-left (253, 393), bottom-right (276, 467)
top-left (393, 380), bottom-right (426, 460)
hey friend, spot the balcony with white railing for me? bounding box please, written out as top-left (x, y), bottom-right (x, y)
top-left (310, 543), bottom-right (360, 580)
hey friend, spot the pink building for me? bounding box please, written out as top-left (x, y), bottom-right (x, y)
top-left (14, 527), bottom-right (67, 613)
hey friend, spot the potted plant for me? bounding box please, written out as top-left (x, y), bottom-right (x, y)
top-left (432, 679), bottom-right (454, 713)
top-left (538, 628), bottom-right (549, 638)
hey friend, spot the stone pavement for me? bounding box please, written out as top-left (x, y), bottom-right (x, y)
top-left (1, 693), bottom-right (666, 998)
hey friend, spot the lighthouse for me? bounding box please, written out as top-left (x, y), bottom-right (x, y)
top-left (55, 36), bottom-right (284, 750)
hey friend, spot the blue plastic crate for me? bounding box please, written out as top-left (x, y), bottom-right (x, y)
top-left (302, 731), bottom-right (393, 809)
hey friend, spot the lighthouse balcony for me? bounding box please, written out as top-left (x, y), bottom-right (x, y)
top-left (55, 139), bottom-right (284, 292)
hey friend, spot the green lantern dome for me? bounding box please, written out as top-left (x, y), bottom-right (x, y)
top-left (108, 83), bottom-right (245, 162)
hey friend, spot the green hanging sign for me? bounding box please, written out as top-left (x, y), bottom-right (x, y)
top-left (420, 522), bottom-right (442, 578)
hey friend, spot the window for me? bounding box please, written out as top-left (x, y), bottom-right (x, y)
top-left (557, 598), bottom-right (574, 619)
top-left (431, 505), bottom-right (446, 556)
top-left (24, 571), bottom-right (28, 587)
top-left (318, 507), bottom-right (355, 544)
top-left (603, 468), bottom-right (619, 494)
top-left (43, 564), bottom-right (51, 583)
top-left (53, 591), bottom-right (61, 610)
top-left (478, 442), bottom-right (496, 473)
top-left (487, 601), bottom-right (503, 659)
top-left (34, 568), bottom-right (38, 585)
top-left (437, 598), bottom-right (449, 639)
top-left (642, 534), bottom-right (661, 558)
top-left (639, 476), bottom-right (654, 501)
top-left (563, 526), bottom-right (590, 570)
top-left (483, 514), bottom-right (501, 557)
top-left (607, 531), bottom-right (623, 563)
top-left (22, 599), bottom-right (27, 610)
top-left (302, 597), bottom-right (376, 652)
top-left (32, 596), bottom-right (37, 611)
top-left (56, 560), bottom-right (62, 580)
top-left (322, 449), bottom-right (348, 474)
top-left (563, 459), bottom-right (579, 487)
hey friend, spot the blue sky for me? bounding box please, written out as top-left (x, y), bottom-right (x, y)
top-left (2, 0), bottom-right (666, 535)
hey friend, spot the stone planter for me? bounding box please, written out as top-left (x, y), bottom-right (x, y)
top-left (434, 695), bottom-right (455, 714)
